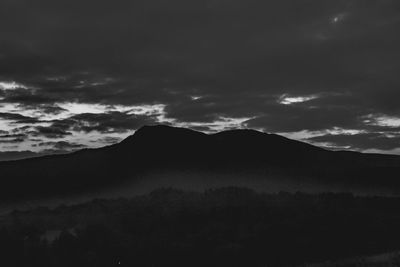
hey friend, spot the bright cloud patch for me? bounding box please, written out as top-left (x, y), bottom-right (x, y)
top-left (176, 116), bottom-right (253, 133)
top-left (278, 128), bottom-right (365, 144)
top-left (278, 94), bottom-right (319, 105)
top-left (330, 13), bottom-right (347, 24)
top-left (190, 96), bottom-right (203, 101)
top-left (363, 114), bottom-right (400, 128)
top-left (0, 81), bottom-right (27, 90)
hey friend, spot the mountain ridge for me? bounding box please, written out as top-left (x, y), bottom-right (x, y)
top-left (1, 124), bottom-right (400, 203)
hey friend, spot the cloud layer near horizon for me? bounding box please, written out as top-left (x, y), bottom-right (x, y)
top-left (1, 0), bottom-right (400, 157)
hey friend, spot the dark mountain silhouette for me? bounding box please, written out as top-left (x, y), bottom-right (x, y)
top-left (1, 125), bottom-right (400, 202)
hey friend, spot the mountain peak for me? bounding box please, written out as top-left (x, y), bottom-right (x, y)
top-left (135, 124), bottom-right (201, 134)
top-left (135, 124), bottom-right (207, 138)
top-left (118, 124), bottom-right (207, 147)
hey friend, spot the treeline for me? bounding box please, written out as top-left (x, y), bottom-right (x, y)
top-left (2, 187), bottom-right (400, 267)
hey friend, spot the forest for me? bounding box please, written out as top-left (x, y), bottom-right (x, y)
top-left (2, 187), bottom-right (400, 267)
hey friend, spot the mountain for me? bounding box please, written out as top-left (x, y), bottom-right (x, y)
top-left (1, 125), bottom-right (400, 203)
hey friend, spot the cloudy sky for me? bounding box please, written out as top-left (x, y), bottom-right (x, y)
top-left (0, 0), bottom-right (400, 159)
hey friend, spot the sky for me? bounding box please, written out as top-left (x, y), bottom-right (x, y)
top-left (0, 0), bottom-right (400, 159)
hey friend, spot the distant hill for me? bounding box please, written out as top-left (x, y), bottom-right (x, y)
top-left (0, 150), bottom-right (45, 161)
top-left (1, 125), bottom-right (400, 202)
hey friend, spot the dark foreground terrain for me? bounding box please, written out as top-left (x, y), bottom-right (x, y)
top-left (2, 187), bottom-right (400, 267)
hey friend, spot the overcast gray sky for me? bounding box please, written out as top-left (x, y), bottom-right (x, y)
top-left (1, 0), bottom-right (400, 158)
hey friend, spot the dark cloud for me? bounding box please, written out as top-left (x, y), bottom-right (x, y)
top-left (0, 132), bottom-right (28, 144)
top-left (1, 88), bottom-right (56, 105)
top-left (36, 141), bottom-right (86, 150)
top-left (243, 102), bottom-right (363, 133)
top-left (33, 126), bottom-right (72, 139)
top-left (0, 112), bottom-right (40, 124)
top-left (0, 0), bottom-right (400, 152)
top-left (0, 133), bottom-right (27, 139)
top-left (33, 105), bottom-right (67, 115)
top-left (10, 125), bottom-right (31, 133)
top-left (0, 138), bottom-right (25, 143)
